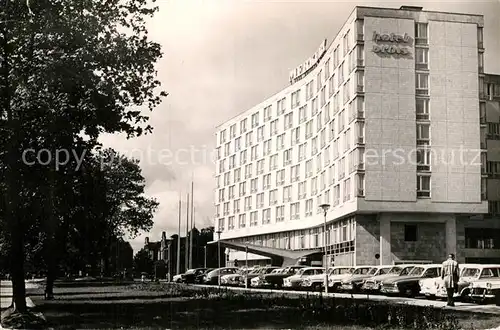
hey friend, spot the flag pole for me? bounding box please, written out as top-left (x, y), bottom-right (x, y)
top-left (185, 192), bottom-right (189, 272)
top-left (176, 193), bottom-right (181, 275)
top-left (189, 179), bottom-right (194, 268)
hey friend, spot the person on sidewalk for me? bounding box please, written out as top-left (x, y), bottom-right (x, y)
top-left (441, 253), bottom-right (459, 307)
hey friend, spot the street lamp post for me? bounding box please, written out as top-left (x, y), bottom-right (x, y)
top-left (319, 203), bottom-right (331, 294)
top-left (204, 246), bottom-right (207, 268)
top-left (216, 230), bottom-right (222, 287)
top-left (245, 243), bottom-right (249, 289)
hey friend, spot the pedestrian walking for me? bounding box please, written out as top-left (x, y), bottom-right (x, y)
top-left (441, 253), bottom-right (459, 306)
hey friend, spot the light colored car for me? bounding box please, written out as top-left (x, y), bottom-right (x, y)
top-left (418, 263), bottom-right (475, 299)
top-left (172, 274), bottom-right (183, 283)
top-left (433, 263), bottom-right (490, 300)
top-left (221, 270), bottom-right (247, 286)
top-left (469, 276), bottom-right (500, 305)
top-left (362, 265), bottom-right (415, 293)
top-left (341, 265), bottom-right (391, 293)
top-left (302, 266), bottom-right (351, 291)
top-left (327, 267), bottom-right (355, 291)
top-left (283, 267), bottom-right (324, 289)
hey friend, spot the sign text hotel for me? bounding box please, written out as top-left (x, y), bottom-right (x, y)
top-left (289, 39), bottom-right (327, 84)
top-left (372, 32), bottom-right (413, 56)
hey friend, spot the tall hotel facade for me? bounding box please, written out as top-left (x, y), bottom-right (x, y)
top-left (214, 5), bottom-right (500, 266)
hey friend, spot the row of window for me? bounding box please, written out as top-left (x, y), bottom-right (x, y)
top-left (225, 217), bottom-right (356, 249)
top-left (415, 39), bottom-right (431, 198)
top-left (217, 175), bottom-right (364, 231)
top-left (218, 19), bottom-right (367, 146)
top-left (217, 149), bottom-right (365, 203)
top-left (217, 95), bottom-right (364, 160)
top-left (218, 120), bottom-right (365, 171)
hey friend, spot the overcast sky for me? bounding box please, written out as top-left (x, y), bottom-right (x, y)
top-left (99, 0), bottom-right (500, 254)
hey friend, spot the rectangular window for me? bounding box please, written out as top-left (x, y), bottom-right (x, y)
top-left (416, 98), bottom-right (430, 120)
top-left (357, 173), bottom-right (364, 196)
top-left (343, 30), bottom-right (350, 55)
top-left (478, 27), bottom-right (484, 48)
top-left (240, 119), bottom-right (247, 134)
top-left (357, 44), bottom-right (364, 66)
top-left (417, 175), bottom-right (431, 197)
top-left (416, 123), bottom-right (430, 145)
top-left (305, 199), bottom-right (313, 216)
top-left (317, 70), bottom-right (322, 92)
top-left (239, 214), bottom-right (246, 228)
top-left (416, 73), bottom-right (429, 95)
top-left (325, 59), bottom-right (330, 78)
top-left (356, 71), bottom-right (364, 92)
top-left (291, 89), bottom-right (301, 108)
top-left (478, 53), bottom-right (484, 73)
top-left (404, 224), bottom-right (418, 242)
top-left (416, 147), bottom-right (431, 172)
top-left (415, 23), bottom-right (428, 45)
top-left (306, 81), bottom-right (313, 101)
top-left (415, 48), bottom-right (429, 70)
top-left (218, 218), bottom-right (225, 231)
top-left (251, 112), bottom-right (259, 128)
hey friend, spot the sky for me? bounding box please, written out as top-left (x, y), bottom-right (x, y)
top-left (99, 0), bottom-right (500, 254)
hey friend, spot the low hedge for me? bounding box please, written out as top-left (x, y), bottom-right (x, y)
top-left (131, 283), bottom-right (468, 329)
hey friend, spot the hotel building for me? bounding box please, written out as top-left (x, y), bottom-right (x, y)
top-left (214, 5), bottom-right (499, 267)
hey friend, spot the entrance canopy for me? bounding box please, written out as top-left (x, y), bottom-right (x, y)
top-left (208, 240), bottom-right (322, 267)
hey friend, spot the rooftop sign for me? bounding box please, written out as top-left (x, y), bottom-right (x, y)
top-left (289, 39), bottom-right (327, 84)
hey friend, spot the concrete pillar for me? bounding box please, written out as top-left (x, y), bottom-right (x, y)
top-left (445, 216), bottom-right (457, 256)
top-left (379, 215), bottom-right (392, 265)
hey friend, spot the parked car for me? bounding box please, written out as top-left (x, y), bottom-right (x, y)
top-left (362, 265), bottom-right (416, 293)
top-left (283, 267), bottom-right (324, 290)
top-left (261, 265), bottom-right (305, 288)
top-left (172, 273), bottom-right (183, 283)
top-left (341, 266), bottom-right (392, 293)
top-left (433, 263), bottom-right (488, 300)
top-left (336, 266), bottom-right (372, 292)
top-left (204, 267), bottom-right (239, 285)
top-left (302, 266), bottom-right (354, 291)
top-left (381, 264), bottom-right (441, 297)
top-left (327, 266), bottom-right (355, 292)
top-left (195, 269), bottom-right (214, 284)
top-left (221, 269), bottom-right (252, 286)
top-left (469, 276), bottom-right (500, 306)
top-left (241, 266), bottom-right (278, 287)
top-left (182, 268), bottom-right (208, 284)
top-left (251, 268), bottom-right (284, 288)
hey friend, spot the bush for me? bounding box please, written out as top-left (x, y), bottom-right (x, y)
top-left (134, 283), bottom-right (468, 329)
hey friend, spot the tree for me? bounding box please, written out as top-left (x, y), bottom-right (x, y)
top-left (133, 248), bottom-right (153, 275)
top-left (0, 0), bottom-right (166, 313)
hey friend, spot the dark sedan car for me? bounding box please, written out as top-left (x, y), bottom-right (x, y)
top-left (195, 268), bottom-right (214, 284)
top-left (381, 264), bottom-right (441, 297)
top-left (182, 268), bottom-right (208, 284)
top-left (261, 265), bottom-right (305, 288)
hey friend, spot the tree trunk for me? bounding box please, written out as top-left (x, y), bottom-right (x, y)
top-left (44, 169), bottom-right (57, 300)
top-left (9, 220), bottom-right (27, 313)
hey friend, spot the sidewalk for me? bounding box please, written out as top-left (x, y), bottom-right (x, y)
top-left (0, 281), bottom-right (38, 309)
